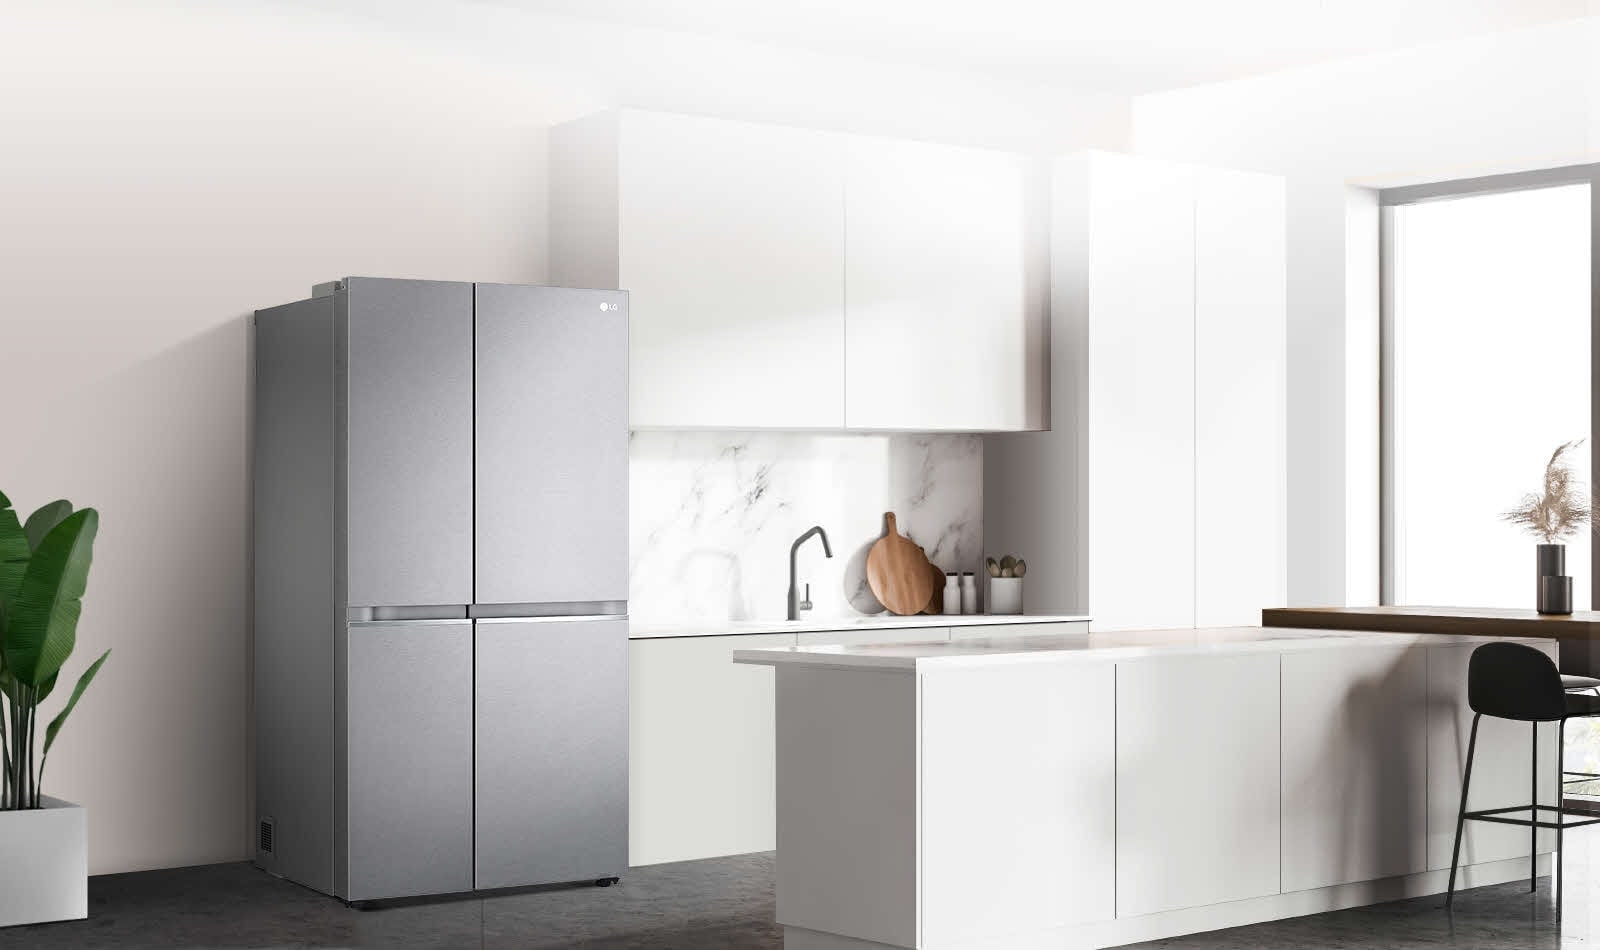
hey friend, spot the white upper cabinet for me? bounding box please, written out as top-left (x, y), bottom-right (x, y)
top-left (843, 137), bottom-right (1044, 431)
top-left (552, 110), bottom-right (847, 429)
top-left (549, 110), bottom-right (1044, 431)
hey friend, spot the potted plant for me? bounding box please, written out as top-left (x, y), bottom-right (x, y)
top-left (1502, 440), bottom-right (1592, 614)
top-left (0, 491), bottom-right (109, 927)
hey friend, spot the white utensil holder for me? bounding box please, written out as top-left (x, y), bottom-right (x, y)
top-left (988, 577), bottom-right (1023, 615)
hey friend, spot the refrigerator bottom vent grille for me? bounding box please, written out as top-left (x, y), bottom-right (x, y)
top-left (258, 818), bottom-right (275, 855)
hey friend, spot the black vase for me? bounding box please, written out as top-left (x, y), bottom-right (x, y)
top-left (1536, 543), bottom-right (1573, 614)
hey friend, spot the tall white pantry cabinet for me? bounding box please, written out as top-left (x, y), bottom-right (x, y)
top-left (986, 151), bottom-right (1287, 630)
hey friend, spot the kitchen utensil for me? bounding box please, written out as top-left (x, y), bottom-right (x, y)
top-left (1013, 559), bottom-right (1027, 578)
top-left (866, 513), bottom-right (936, 616)
top-left (986, 557), bottom-right (1000, 577)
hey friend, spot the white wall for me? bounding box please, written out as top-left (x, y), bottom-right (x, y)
top-left (0, 0), bottom-right (1126, 875)
top-left (1131, 17), bottom-right (1600, 606)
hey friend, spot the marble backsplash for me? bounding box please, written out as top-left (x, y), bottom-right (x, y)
top-left (629, 432), bottom-right (983, 623)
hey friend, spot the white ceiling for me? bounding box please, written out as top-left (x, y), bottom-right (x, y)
top-left (493, 0), bottom-right (1590, 94)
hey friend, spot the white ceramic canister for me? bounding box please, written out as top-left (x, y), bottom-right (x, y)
top-left (960, 572), bottom-right (978, 614)
top-left (942, 573), bottom-right (961, 615)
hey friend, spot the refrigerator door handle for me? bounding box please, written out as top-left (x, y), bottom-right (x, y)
top-left (468, 601), bottom-right (627, 620)
top-left (347, 605), bottom-right (469, 622)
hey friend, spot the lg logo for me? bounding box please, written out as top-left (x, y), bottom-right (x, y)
top-left (600, 302), bottom-right (619, 312)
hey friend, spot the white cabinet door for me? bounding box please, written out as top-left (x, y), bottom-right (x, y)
top-left (843, 136), bottom-right (1039, 431)
top-left (1194, 168), bottom-right (1287, 626)
top-left (629, 633), bottom-right (795, 865)
top-left (1116, 653), bottom-right (1279, 916)
top-left (618, 111), bottom-right (846, 428)
top-left (1280, 645), bottom-right (1427, 891)
top-left (920, 661), bottom-right (1116, 942)
top-left (1087, 155), bottom-right (1196, 631)
top-left (1426, 644), bottom-right (1558, 870)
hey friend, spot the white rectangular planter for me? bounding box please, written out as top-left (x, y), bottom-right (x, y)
top-left (0, 796), bottom-right (87, 927)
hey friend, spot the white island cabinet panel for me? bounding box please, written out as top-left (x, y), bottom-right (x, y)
top-left (1280, 645), bottom-right (1427, 892)
top-left (1085, 155), bottom-right (1196, 631)
top-left (1194, 168), bottom-right (1287, 627)
top-left (628, 632), bottom-right (795, 866)
top-left (920, 663), bottom-right (1115, 943)
top-left (1116, 652), bottom-right (1280, 916)
top-left (843, 136), bottom-right (1041, 431)
top-left (775, 668), bottom-right (918, 948)
top-left (1426, 643), bottom-right (1558, 870)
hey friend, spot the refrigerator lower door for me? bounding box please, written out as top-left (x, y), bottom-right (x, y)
top-left (474, 617), bottom-right (628, 889)
top-left (347, 620), bottom-right (474, 900)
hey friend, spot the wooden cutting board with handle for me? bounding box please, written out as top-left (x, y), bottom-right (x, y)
top-left (921, 556), bottom-right (944, 615)
top-left (866, 512), bottom-right (935, 616)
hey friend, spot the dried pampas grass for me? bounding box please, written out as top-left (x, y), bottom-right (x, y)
top-left (1502, 439), bottom-right (1592, 544)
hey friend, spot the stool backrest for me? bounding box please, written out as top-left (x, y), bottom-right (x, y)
top-left (1468, 641), bottom-right (1565, 721)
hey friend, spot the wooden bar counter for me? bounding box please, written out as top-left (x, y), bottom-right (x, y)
top-left (1262, 606), bottom-right (1600, 675)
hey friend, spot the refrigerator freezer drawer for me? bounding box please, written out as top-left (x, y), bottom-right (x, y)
top-left (474, 617), bottom-right (628, 889)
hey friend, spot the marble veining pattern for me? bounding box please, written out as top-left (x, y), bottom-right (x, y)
top-left (629, 431), bottom-right (982, 623)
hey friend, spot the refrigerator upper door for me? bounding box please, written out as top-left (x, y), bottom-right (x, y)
top-left (344, 278), bottom-right (474, 607)
top-left (474, 284), bottom-right (629, 606)
top-left (474, 617), bottom-right (628, 888)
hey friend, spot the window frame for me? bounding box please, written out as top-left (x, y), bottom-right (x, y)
top-left (1378, 164), bottom-right (1600, 605)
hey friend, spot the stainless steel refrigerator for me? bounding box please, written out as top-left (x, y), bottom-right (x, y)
top-left (252, 277), bottom-right (628, 902)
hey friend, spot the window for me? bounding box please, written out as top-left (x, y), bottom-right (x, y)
top-left (1387, 182), bottom-right (1591, 608)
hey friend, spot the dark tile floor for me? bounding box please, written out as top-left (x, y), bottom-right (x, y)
top-left (0, 844), bottom-right (1591, 949)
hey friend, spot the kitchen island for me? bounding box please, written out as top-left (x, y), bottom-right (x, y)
top-left (736, 627), bottom-right (1562, 950)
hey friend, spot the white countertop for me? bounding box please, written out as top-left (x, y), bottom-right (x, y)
top-left (732, 625), bottom-right (1556, 671)
top-left (628, 612), bottom-right (1089, 640)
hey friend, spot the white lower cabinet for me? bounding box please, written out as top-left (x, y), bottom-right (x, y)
top-left (628, 633), bottom-right (794, 866)
top-left (1280, 646), bottom-right (1428, 891)
top-left (920, 662), bottom-right (1116, 943)
top-left (1116, 653), bottom-right (1281, 916)
top-left (1426, 643), bottom-right (1559, 870)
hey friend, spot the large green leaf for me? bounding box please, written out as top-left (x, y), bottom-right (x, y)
top-left (33, 670), bottom-right (57, 705)
top-left (23, 501), bottom-right (72, 553)
top-left (4, 509), bottom-right (97, 688)
top-left (42, 649), bottom-right (108, 761)
top-left (0, 491), bottom-right (29, 613)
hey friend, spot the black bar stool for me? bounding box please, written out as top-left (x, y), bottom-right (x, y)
top-left (1447, 642), bottom-right (1600, 915)
top-left (1562, 674), bottom-right (1600, 790)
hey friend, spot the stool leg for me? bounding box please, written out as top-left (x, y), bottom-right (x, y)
top-left (1447, 713), bottom-right (1482, 909)
top-left (1532, 722), bottom-right (1539, 892)
top-left (1557, 719), bottom-right (1566, 918)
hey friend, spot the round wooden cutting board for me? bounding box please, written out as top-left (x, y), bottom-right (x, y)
top-left (866, 513), bottom-right (936, 616)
